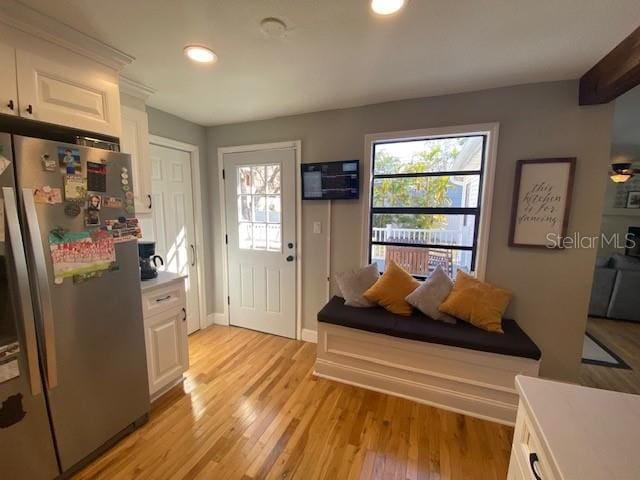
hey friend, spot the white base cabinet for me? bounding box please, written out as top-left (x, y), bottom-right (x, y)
top-left (141, 274), bottom-right (189, 401)
top-left (508, 375), bottom-right (640, 480)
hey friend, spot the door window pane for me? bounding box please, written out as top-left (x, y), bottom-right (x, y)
top-left (267, 165), bottom-right (281, 194)
top-left (253, 223), bottom-right (267, 249)
top-left (252, 196), bottom-right (267, 222)
top-left (236, 164), bottom-right (282, 251)
top-left (252, 166), bottom-right (266, 194)
top-left (267, 196), bottom-right (280, 223)
top-left (267, 224), bottom-right (281, 251)
top-left (238, 223), bottom-right (252, 249)
top-left (238, 195), bottom-right (252, 222)
top-left (238, 167), bottom-right (251, 194)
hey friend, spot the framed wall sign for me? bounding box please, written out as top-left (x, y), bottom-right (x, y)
top-left (509, 158), bottom-right (576, 248)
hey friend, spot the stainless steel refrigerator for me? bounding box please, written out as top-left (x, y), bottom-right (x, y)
top-left (0, 134), bottom-right (149, 479)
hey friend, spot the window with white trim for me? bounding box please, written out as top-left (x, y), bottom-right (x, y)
top-left (368, 133), bottom-right (489, 278)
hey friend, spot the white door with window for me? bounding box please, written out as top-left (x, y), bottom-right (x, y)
top-left (150, 142), bottom-right (201, 334)
top-left (223, 148), bottom-right (296, 338)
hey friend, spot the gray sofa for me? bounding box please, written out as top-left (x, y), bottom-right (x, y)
top-left (589, 253), bottom-right (640, 322)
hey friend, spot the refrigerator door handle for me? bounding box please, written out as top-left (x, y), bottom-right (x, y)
top-left (3, 188), bottom-right (42, 396)
top-left (21, 188), bottom-right (58, 389)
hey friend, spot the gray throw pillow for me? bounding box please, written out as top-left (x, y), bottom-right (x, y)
top-left (405, 267), bottom-right (457, 323)
top-left (336, 264), bottom-right (380, 307)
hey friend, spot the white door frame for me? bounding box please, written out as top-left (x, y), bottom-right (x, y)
top-left (217, 141), bottom-right (303, 340)
top-left (149, 134), bottom-right (208, 331)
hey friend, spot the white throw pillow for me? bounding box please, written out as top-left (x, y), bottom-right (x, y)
top-left (336, 264), bottom-right (379, 307)
top-left (405, 267), bottom-right (457, 323)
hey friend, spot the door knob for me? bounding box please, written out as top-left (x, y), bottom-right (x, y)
top-left (26, 104), bottom-right (33, 114)
top-left (7, 99), bottom-right (14, 110)
top-left (287, 242), bottom-right (294, 249)
top-left (286, 255), bottom-right (294, 262)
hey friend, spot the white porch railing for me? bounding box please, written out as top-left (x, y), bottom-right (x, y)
top-left (372, 227), bottom-right (463, 257)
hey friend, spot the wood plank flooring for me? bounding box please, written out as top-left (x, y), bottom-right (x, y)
top-left (579, 317), bottom-right (640, 394)
top-left (74, 326), bottom-right (514, 480)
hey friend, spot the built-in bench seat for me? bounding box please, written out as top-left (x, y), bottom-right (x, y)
top-left (314, 296), bottom-right (541, 425)
top-left (318, 296), bottom-right (541, 360)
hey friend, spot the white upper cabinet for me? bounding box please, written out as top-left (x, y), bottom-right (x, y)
top-left (120, 104), bottom-right (152, 212)
top-left (0, 42), bottom-right (18, 116)
top-left (15, 47), bottom-right (122, 137)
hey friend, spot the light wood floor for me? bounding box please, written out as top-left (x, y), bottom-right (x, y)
top-left (74, 326), bottom-right (514, 480)
top-left (579, 317), bottom-right (640, 394)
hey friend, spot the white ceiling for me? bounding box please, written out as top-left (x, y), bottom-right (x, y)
top-left (20, 0), bottom-right (640, 126)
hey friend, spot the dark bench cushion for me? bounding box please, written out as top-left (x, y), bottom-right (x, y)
top-left (318, 296), bottom-right (541, 360)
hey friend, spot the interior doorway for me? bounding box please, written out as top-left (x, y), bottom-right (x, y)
top-left (580, 86), bottom-right (640, 394)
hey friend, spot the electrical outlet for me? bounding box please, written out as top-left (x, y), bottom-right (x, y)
top-left (313, 221), bottom-right (321, 234)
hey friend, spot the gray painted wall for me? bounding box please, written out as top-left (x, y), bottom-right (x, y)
top-left (146, 106), bottom-right (214, 315)
top-left (206, 80), bottom-right (613, 381)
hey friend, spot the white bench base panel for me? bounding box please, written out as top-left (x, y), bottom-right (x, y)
top-left (315, 323), bottom-right (540, 426)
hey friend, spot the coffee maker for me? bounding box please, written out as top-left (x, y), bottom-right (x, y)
top-left (138, 241), bottom-right (164, 280)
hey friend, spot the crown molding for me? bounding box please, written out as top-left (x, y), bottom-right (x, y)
top-left (0, 0), bottom-right (134, 71)
top-left (120, 76), bottom-right (156, 101)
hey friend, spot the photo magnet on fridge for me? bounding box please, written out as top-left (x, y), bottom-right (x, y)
top-left (33, 186), bottom-right (62, 204)
top-left (64, 175), bottom-right (87, 201)
top-left (85, 209), bottom-right (100, 227)
top-left (87, 161), bottom-right (107, 192)
top-left (41, 154), bottom-right (57, 172)
top-left (103, 196), bottom-right (123, 208)
top-left (87, 194), bottom-right (102, 211)
top-left (58, 147), bottom-right (82, 175)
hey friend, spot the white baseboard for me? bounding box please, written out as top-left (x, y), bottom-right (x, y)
top-left (207, 312), bottom-right (228, 326)
top-left (301, 328), bottom-right (317, 343)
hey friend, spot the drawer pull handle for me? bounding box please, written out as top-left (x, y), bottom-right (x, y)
top-left (155, 295), bottom-right (172, 303)
top-left (182, 307), bottom-right (186, 322)
top-left (529, 453), bottom-right (542, 480)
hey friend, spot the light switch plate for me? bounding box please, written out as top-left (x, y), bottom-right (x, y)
top-left (313, 221), bottom-right (321, 234)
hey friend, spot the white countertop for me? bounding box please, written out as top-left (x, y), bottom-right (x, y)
top-left (140, 271), bottom-right (187, 292)
top-left (516, 375), bottom-right (640, 480)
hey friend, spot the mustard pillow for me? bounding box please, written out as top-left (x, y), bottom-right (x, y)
top-left (438, 271), bottom-right (512, 333)
top-left (363, 260), bottom-right (419, 316)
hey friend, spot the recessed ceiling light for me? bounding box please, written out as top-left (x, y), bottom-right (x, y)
top-left (370, 0), bottom-right (406, 15)
top-left (183, 45), bottom-right (217, 64)
top-left (261, 17), bottom-right (288, 38)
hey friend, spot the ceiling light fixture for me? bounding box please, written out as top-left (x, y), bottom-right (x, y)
top-left (183, 45), bottom-right (217, 64)
top-left (610, 156), bottom-right (637, 183)
top-left (371, 0), bottom-right (406, 15)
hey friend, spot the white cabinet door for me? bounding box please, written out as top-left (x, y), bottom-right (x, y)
top-left (15, 48), bottom-right (122, 136)
top-left (120, 105), bottom-right (152, 212)
top-left (144, 306), bottom-right (188, 397)
top-left (0, 43), bottom-right (18, 116)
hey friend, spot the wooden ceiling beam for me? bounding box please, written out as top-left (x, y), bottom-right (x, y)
top-left (579, 25), bottom-right (640, 105)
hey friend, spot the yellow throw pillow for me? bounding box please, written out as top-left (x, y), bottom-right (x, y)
top-left (363, 260), bottom-right (420, 316)
top-left (438, 271), bottom-right (512, 333)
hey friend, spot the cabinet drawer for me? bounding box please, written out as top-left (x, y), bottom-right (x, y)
top-left (142, 281), bottom-right (185, 318)
top-left (511, 406), bottom-right (558, 480)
